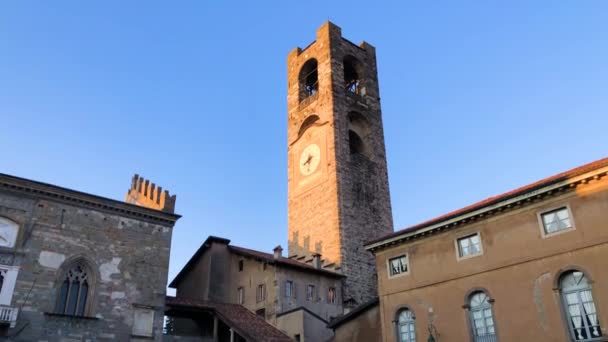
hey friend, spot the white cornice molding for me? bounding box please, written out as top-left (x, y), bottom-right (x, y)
top-left (366, 166), bottom-right (608, 252)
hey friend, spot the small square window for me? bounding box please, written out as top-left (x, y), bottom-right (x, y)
top-left (285, 281), bottom-right (293, 298)
top-left (388, 255), bottom-right (408, 278)
top-left (457, 233), bottom-right (482, 258)
top-left (541, 207), bottom-right (572, 235)
top-left (238, 260), bottom-right (243, 272)
top-left (306, 284), bottom-right (316, 301)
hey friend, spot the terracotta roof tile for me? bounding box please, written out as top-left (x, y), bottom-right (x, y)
top-left (165, 296), bottom-right (292, 342)
top-left (368, 157), bottom-right (608, 246)
top-left (228, 245), bottom-right (344, 278)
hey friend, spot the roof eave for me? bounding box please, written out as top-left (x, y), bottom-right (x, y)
top-left (366, 166), bottom-right (608, 252)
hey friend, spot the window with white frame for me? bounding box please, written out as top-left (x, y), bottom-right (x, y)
top-left (237, 287), bottom-right (244, 304)
top-left (457, 233), bottom-right (482, 258)
top-left (388, 255), bottom-right (408, 277)
top-left (560, 271), bottom-right (603, 341)
top-left (541, 207), bottom-right (573, 235)
top-left (467, 291), bottom-right (497, 341)
top-left (285, 281), bottom-right (293, 298)
top-left (0, 266), bottom-right (19, 306)
top-left (306, 284), bottom-right (316, 301)
top-left (328, 287), bottom-right (336, 304)
top-left (256, 284), bottom-right (266, 302)
top-left (0, 217), bottom-right (19, 249)
top-left (396, 309), bottom-right (416, 342)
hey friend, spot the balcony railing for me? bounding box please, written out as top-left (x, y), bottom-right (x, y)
top-left (0, 305), bottom-right (18, 327)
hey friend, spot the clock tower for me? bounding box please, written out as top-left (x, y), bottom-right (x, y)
top-left (287, 22), bottom-right (393, 305)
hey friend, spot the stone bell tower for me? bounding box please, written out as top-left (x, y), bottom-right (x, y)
top-left (287, 22), bottom-right (393, 306)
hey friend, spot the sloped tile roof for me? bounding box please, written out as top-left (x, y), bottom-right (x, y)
top-left (228, 245), bottom-right (344, 278)
top-left (367, 157), bottom-right (608, 247)
top-left (165, 296), bottom-right (292, 342)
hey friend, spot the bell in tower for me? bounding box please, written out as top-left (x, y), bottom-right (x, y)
top-left (286, 22), bottom-right (394, 306)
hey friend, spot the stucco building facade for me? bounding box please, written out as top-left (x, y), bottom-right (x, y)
top-left (169, 236), bottom-right (343, 341)
top-left (367, 158), bottom-right (608, 342)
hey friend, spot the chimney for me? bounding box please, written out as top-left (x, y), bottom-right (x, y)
top-left (125, 174), bottom-right (177, 213)
top-left (273, 245), bottom-right (283, 259)
top-left (312, 253), bottom-right (321, 269)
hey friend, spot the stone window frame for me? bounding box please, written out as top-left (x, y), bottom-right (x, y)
top-left (305, 284), bottom-right (316, 302)
top-left (0, 265), bottom-right (19, 306)
top-left (0, 215), bottom-right (24, 251)
top-left (393, 305), bottom-right (417, 342)
top-left (51, 255), bottom-right (98, 318)
top-left (238, 259), bottom-right (244, 272)
top-left (537, 203), bottom-right (576, 239)
top-left (387, 253), bottom-right (410, 280)
top-left (285, 280), bottom-right (294, 298)
top-left (455, 231), bottom-right (484, 261)
top-left (462, 287), bottom-right (499, 342)
top-left (553, 266), bottom-right (604, 342)
top-left (237, 286), bottom-right (244, 304)
top-left (256, 283), bottom-right (266, 303)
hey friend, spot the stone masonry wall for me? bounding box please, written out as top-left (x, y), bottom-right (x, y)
top-left (0, 181), bottom-right (176, 341)
top-left (287, 22), bottom-right (393, 307)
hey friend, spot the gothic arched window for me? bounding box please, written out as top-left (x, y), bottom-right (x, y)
top-left (54, 262), bottom-right (92, 316)
top-left (396, 308), bottom-right (416, 342)
top-left (467, 291), bottom-right (497, 341)
top-left (560, 271), bottom-right (603, 341)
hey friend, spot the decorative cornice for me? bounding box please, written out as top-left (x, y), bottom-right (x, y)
top-left (0, 173), bottom-right (180, 226)
top-left (365, 166), bottom-right (608, 253)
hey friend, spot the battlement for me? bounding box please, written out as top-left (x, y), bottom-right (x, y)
top-left (125, 174), bottom-right (176, 213)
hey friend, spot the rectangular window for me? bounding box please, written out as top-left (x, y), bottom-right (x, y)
top-left (388, 255), bottom-right (408, 277)
top-left (327, 287), bottom-right (336, 304)
top-left (237, 287), bottom-right (244, 304)
top-left (541, 207), bottom-right (572, 235)
top-left (457, 233), bottom-right (482, 258)
top-left (306, 284), bottom-right (316, 301)
top-left (238, 260), bottom-right (244, 272)
top-left (285, 281), bottom-right (293, 298)
top-left (256, 284), bottom-right (266, 302)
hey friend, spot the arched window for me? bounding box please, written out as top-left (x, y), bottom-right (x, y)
top-left (467, 291), bottom-right (497, 341)
top-left (560, 271), bottom-right (602, 341)
top-left (55, 262), bottom-right (93, 316)
top-left (349, 130), bottom-right (365, 155)
top-left (347, 112), bottom-right (372, 158)
top-left (298, 115), bottom-right (320, 137)
top-left (396, 308), bottom-right (416, 342)
top-left (299, 59), bottom-right (318, 101)
top-left (343, 55), bottom-right (363, 94)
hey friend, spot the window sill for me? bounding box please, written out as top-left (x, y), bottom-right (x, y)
top-left (44, 312), bottom-right (99, 320)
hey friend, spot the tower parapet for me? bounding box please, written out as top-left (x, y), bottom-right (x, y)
top-left (125, 174), bottom-right (176, 213)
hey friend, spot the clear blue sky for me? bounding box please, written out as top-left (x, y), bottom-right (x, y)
top-left (1, 2), bottom-right (606, 284)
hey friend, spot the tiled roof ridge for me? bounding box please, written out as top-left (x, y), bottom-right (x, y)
top-left (367, 157), bottom-right (608, 247)
top-left (228, 245), bottom-right (344, 277)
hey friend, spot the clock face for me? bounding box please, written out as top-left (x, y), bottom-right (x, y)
top-left (299, 144), bottom-right (321, 176)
